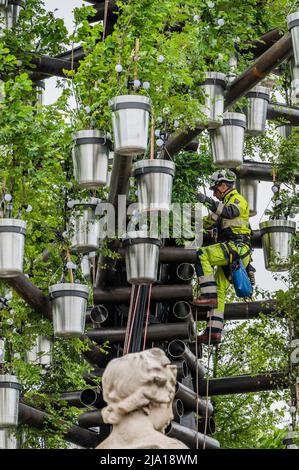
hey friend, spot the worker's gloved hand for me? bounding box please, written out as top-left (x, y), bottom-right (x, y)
top-left (197, 192), bottom-right (208, 203)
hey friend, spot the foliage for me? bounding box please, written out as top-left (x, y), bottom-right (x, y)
top-left (0, 0), bottom-right (298, 449)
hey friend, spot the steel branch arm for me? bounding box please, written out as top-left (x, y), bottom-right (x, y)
top-left (198, 371), bottom-right (291, 396)
top-left (165, 33), bottom-right (293, 157)
top-left (19, 403), bottom-right (101, 448)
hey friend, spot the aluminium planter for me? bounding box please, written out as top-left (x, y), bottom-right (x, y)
top-left (246, 86), bottom-right (270, 136)
top-left (0, 219), bottom-right (26, 278)
top-left (259, 219), bottom-right (296, 271)
top-left (0, 374), bottom-right (21, 429)
top-left (25, 336), bottom-right (52, 368)
top-left (199, 72), bottom-right (226, 129)
top-left (288, 12), bottom-right (299, 67)
top-left (236, 178), bottom-right (258, 217)
top-left (0, 0), bottom-right (24, 33)
top-left (49, 283), bottom-right (89, 337)
top-left (210, 112), bottom-right (246, 168)
top-left (109, 95), bottom-right (151, 155)
top-left (276, 124), bottom-right (292, 139)
top-left (69, 199), bottom-right (100, 253)
top-left (123, 231), bottom-right (162, 284)
top-left (72, 130), bottom-right (110, 189)
top-left (133, 159), bottom-right (175, 213)
top-left (289, 56), bottom-right (299, 101)
top-left (0, 429), bottom-right (18, 449)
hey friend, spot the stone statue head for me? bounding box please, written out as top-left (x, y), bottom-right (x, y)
top-left (101, 348), bottom-right (177, 430)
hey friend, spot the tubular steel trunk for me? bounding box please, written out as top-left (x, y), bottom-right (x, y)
top-left (166, 421), bottom-right (220, 449)
top-left (198, 372), bottom-right (291, 396)
top-left (175, 382), bottom-right (213, 417)
top-left (87, 322), bottom-right (192, 344)
top-left (168, 340), bottom-right (206, 379)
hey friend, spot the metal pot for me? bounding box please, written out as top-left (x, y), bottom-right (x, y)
top-left (199, 72), bottom-right (226, 128)
top-left (246, 86), bottom-right (270, 135)
top-left (236, 178), bottom-right (258, 217)
top-left (49, 283), bottom-right (89, 337)
top-left (259, 219), bottom-right (296, 271)
top-left (0, 374), bottom-right (21, 429)
top-left (289, 56), bottom-right (299, 102)
top-left (69, 199), bottom-right (100, 254)
top-left (0, 429), bottom-right (18, 449)
top-left (276, 124), bottom-right (292, 139)
top-left (210, 112), bottom-right (246, 168)
top-left (0, 338), bottom-right (5, 364)
top-left (33, 80), bottom-right (45, 106)
top-left (133, 159), bottom-right (175, 212)
top-left (0, 0), bottom-right (23, 33)
top-left (123, 231), bottom-right (161, 284)
top-left (0, 219), bottom-right (26, 278)
top-left (25, 335), bottom-right (52, 368)
top-left (72, 130), bottom-right (110, 189)
top-left (288, 12), bottom-right (299, 67)
top-left (109, 95), bottom-right (151, 155)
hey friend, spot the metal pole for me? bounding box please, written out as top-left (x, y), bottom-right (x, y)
top-left (267, 102), bottom-right (299, 126)
top-left (175, 382), bottom-right (213, 417)
top-left (93, 284), bottom-right (193, 304)
top-left (237, 160), bottom-right (299, 184)
top-left (77, 409), bottom-right (104, 428)
top-left (168, 339), bottom-right (206, 379)
top-left (166, 421), bottom-right (220, 449)
top-left (95, 153), bottom-right (133, 288)
top-left (198, 371), bottom-right (292, 396)
top-left (19, 403), bottom-right (101, 448)
top-left (86, 322), bottom-right (192, 343)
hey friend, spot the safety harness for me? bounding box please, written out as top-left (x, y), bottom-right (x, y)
top-left (220, 241), bottom-right (251, 283)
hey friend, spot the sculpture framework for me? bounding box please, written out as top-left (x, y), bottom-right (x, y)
top-left (96, 348), bottom-right (189, 449)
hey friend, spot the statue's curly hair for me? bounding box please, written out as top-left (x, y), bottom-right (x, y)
top-left (101, 348), bottom-right (177, 425)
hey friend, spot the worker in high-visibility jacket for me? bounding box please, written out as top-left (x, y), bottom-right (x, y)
top-left (193, 169), bottom-right (252, 345)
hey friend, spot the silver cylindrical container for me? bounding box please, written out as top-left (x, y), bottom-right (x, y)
top-left (288, 12), bottom-right (299, 67)
top-left (133, 159), bottom-right (175, 212)
top-left (49, 283), bottom-right (89, 338)
top-left (0, 429), bottom-right (18, 449)
top-left (0, 374), bottom-right (21, 429)
top-left (259, 219), bottom-right (296, 271)
top-left (210, 112), bottom-right (246, 168)
top-left (246, 86), bottom-right (270, 135)
top-left (236, 178), bottom-right (258, 217)
top-left (199, 72), bottom-right (226, 128)
top-left (276, 124), bottom-right (292, 139)
top-left (69, 199), bottom-right (100, 253)
top-left (123, 231), bottom-right (161, 284)
top-left (0, 219), bottom-right (26, 278)
top-left (72, 130), bottom-right (110, 188)
top-left (109, 95), bottom-right (151, 155)
top-left (0, 338), bottom-right (5, 364)
top-left (33, 80), bottom-right (45, 106)
top-left (25, 335), bottom-right (52, 368)
top-left (3, 0), bottom-right (23, 30)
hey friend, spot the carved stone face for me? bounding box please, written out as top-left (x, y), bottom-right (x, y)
top-left (148, 402), bottom-right (173, 432)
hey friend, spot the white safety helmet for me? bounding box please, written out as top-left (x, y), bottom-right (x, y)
top-left (209, 169), bottom-right (236, 190)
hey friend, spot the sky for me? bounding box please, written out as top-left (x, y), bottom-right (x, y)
top-left (43, 0), bottom-right (296, 294)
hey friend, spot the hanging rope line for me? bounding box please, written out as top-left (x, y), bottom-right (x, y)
top-left (124, 284), bottom-right (140, 354)
top-left (203, 319), bottom-right (213, 449)
top-left (142, 284), bottom-right (152, 350)
top-left (103, 0), bottom-right (109, 42)
top-left (123, 284), bottom-right (136, 354)
top-left (195, 307), bottom-right (199, 449)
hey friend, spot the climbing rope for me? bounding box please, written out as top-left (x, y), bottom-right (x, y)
top-left (142, 284), bottom-right (152, 350)
top-left (103, 0), bottom-right (109, 42)
top-left (203, 319), bottom-right (213, 449)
